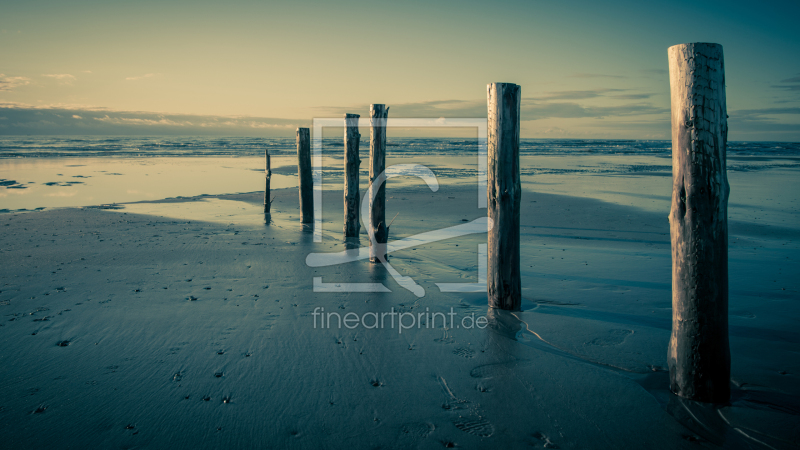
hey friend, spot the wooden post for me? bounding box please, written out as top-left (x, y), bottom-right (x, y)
top-left (344, 114), bottom-right (361, 237)
top-left (297, 127), bottom-right (313, 224)
top-left (667, 43), bottom-right (730, 403)
top-left (487, 83), bottom-right (521, 311)
top-left (369, 104), bottom-right (388, 263)
top-left (264, 148), bottom-right (272, 216)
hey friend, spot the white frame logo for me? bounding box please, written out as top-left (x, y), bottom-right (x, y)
top-left (305, 118), bottom-right (492, 298)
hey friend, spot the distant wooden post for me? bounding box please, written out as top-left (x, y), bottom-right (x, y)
top-left (667, 43), bottom-right (730, 404)
top-left (487, 83), bottom-right (521, 311)
top-left (344, 114), bottom-right (361, 237)
top-left (297, 127), bottom-right (313, 224)
top-left (264, 148), bottom-right (272, 216)
top-left (369, 104), bottom-right (388, 263)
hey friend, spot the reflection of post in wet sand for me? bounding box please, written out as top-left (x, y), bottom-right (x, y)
top-left (368, 260), bottom-right (389, 287)
top-left (264, 157), bottom-right (274, 225)
top-left (485, 308), bottom-right (523, 342)
top-left (344, 236), bottom-right (361, 251)
top-left (297, 223), bottom-right (315, 244)
top-left (480, 308), bottom-right (538, 380)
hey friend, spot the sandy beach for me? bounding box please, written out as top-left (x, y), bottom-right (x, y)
top-left (3, 0), bottom-right (800, 446)
top-left (0, 150), bottom-right (798, 449)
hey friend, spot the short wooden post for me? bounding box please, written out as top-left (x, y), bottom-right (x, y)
top-left (264, 148), bottom-right (272, 217)
top-left (487, 83), bottom-right (521, 311)
top-left (667, 43), bottom-right (730, 403)
top-left (369, 104), bottom-right (388, 263)
top-left (344, 114), bottom-right (361, 237)
top-left (297, 127), bottom-right (313, 224)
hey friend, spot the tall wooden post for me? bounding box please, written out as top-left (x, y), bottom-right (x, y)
top-left (297, 127), bottom-right (313, 224)
top-left (369, 104), bottom-right (388, 263)
top-left (667, 43), bottom-right (730, 403)
top-left (344, 114), bottom-right (361, 237)
top-left (487, 83), bottom-right (521, 311)
top-left (264, 148), bottom-right (272, 216)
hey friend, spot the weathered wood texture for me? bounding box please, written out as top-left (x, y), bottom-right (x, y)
top-left (667, 43), bottom-right (730, 403)
top-left (264, 148), bottom-right (272, 215)
top-left (344, 114), bottom-right (361, 237)
top-left (369, 104), bottom-right (388, 262)
top-left (487, 83), bottom-right (521, 311)
top-left (296, 127), bottom-right (313, 224)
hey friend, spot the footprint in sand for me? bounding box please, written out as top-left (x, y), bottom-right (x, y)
top-left (585, 329), bottom-right (633, 347)
top-left (453, 416), bottom-right (495, 437)
top-left (452, 347), bottom-right (475, 358)
top-left (437, 376), bottom-right (496, 438)
top-left (400, 422), bottom-right (435, 438)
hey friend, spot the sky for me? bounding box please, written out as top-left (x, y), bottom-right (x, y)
top-left (1, 0), bottom-right (798, 140)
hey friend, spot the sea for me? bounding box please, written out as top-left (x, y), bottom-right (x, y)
top-left (0, 136), bottom-right (798, 158)
top-left (1, 136), bottom-right (798, 213)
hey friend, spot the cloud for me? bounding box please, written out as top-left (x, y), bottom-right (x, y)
top-left (0, 74), bottom-right (31, 91)
top-left (732, 107), bottom-right (800, 121)
top-left (726, 107), bottom-right (800, 139)
top-left (43, 74), bottom-right (77, 84)
top-left (540, 127), bottom-right (571, 136)
top-left (610, 93), bottom-right (654, 100)
top-left (318, 96), bottom-right (667, 121)
top-left (530, 89), bottom-right (626, 101)
top-left (521, 101), bottom-right (668, 120)
top-left (567, 73), bottom-right (626, 79)
top-left (780, 75), bottom-right (800, 83)
top-left (316, 99), bottom-right (486, 118)
top-left (773, 74), bottom-right (800, 91)
top-left (317, 88), bottom-right (661, 119)
top-left (125, 73), bottom-right (157, 81)
top-left (0, 104), bottom-right (302, 136)
top-left (94, 115), bottom-right (193, 127)
top-left (0, 101), bottom-right (108, 111)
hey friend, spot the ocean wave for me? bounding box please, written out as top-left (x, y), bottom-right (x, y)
top-left (0, 136), bottom-right (797, 158)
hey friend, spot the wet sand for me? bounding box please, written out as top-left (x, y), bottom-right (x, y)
top-left (1, 154), bottom-right (799, 449)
